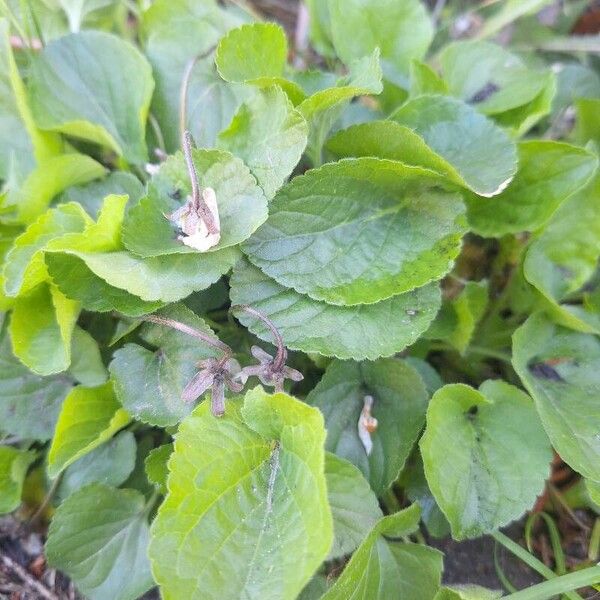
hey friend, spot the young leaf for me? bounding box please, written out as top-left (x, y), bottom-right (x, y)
top-left (14, 153), bottom-right (106, 223)
top-left (122, 149), bottom-right (267, 257)
top-left (420, 380), bottom-right (551, 540)
top-left (47, 381), bottom-right (131, 478)
top-left (109, 304), bottom-right (222, 426)
top-left (327, 0), bottom-right (433, 89)
top-left (215, 23), bottom-right (305, 103)
top-left (57, 430), bottom-right (137, 501)
top-left (298, 50), bottom-right (382, 165)
top-left (322, 504), bottom-right (443, 600)
top-left (144, 443), bottom-right (173, 494)
top-left (149, 387), bottom-right (333, 599)
top-left (513, 312), bottom-right (600, 483)
top-left (466, 141), bottom-right (598, 237)
top-left (243, 158), bottom-right (466, 305)
top-left (230, 259), bottom-right (442, 360)
top-left (0, 322), bottom-right (72, 441)
top-left (306, 358), bottom-right (428, 494)
top-left (218, 86), bottom-right (308, 199)
top-left (434, 586), bottom-right (502, 600)
top-left (0, 447), bottom-right (35, 514)
top-left (28, 31), bottom-right (154, 163)
top-left (3, 202), bottom-right (92, 298)
top-left (390, 95), bottom-right (518, 197)
top-left (143, 0), bottom-right (250, 152)
top-left (410, 60), bottom-right (448, 97)
top-left (9, 282), bottom-right (79, 375)
top-left (46, 484), bottom-right (154, 600)
top-left (325, 453), bottom-right (382, 560)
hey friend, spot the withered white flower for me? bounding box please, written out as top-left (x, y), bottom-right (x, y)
top-left (168, 186), bottom-right (221, 251)
top-left (358, 394), bottom-right (378, 456)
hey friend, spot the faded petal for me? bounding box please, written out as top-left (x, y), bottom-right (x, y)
top-left (211, 377), bottom-right (225, 417)
top-left (181, 369), bottom-right (214, 403)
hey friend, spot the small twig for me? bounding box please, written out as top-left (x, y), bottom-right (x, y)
top-left (182, 131), bottom-right (219, 235)
top-left (0, 552), bottom-right (59, 600)
top-left (232, 305), bottom-right (286, 371)
top-left (140, 314), bottom-right (232, 356)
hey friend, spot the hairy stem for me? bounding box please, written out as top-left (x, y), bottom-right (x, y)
top-left (232, 304), bottom-right (287, 370)
top-left (140, 314), bottom-right (232, 356)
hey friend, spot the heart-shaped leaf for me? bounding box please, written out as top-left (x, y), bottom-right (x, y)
top-left (420, 380), bottom-right (551, 539)
top-left (307, 358), bottom-right (428, 494)
top-left (149, 387), bottom-right (332, 599)
top-left (0, 447), bottom-right (36, 514)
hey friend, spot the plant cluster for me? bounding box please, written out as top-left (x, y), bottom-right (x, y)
top-left (1, 0), bottom-right (600, 598)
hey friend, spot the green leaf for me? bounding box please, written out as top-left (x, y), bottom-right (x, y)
top-left (420, 380), bottom-right (551, 539)
top-left (3, 202), bottom-right (92, 298)
top-left (425, 281), bottom-right (488, 354)
top-left (28, 31), bottom-right (154, 163)
top-left (46, 246), bottom-right (238, 305)
top-left (47, 381), bottom-right (130, 478)
top-left (523, 175), bottom-right (600, 332)
top-left (434, 586), bottom-right (502, 600)
top-left (325, 453), bottom-right (382, 560)
top-left (56, 0), bottom-right (115, 32)
top-left (513, 312), bottom-right (600, 483)
top-left (149, 387), bottom-right (333, 599)
top-left (390, 95), bottom-right (518, 197)
top-left (327, 0), bottom-right (433, 89)
top-left (68, 326), bottom-right (108, 386)
top-left (575, 98), bottom-right (600, 146)
top-left (298, 50), bottom-right (382, 165)
top-left (0, 18), bottom-right (61, 182)
top-left (230, 258), bottom-right (442, 360)
top-left (122, 149), bottom-right (267, 257)
top-left (14, 154), bottom-right (106, 223)
top-left (0, 322), bottom-right (72, 441)
top-left (109, 304), bottom-right (221, 426)
top-left (305, 0), bottom-right (334, 57)
top-left (0, 447), bottom-right (35, 514)
top-left (57, 430), bottom-right (137, 501)
top-left (322, 504), bottom-right (443, 600)
top-left (60, 171), bottom-right (144, 219)
top-left (410, 60), bottom-right (448, 97)
top-left (402, 453), bottom-right (450, 538)
top-left (466, 141), bottom-right (598, 237)
top-left (9, 282), bottom-right (79, 375)
top-left (243, 158), bottom-right (466, 305)
top-left (218, 86), bottom-right (308, 199)
top-left (143, 0), bottom-right (250, 152)
top-left (439, 41), bottom-right (549, 115)
top-left (144, 443), bottom-right (172, 494)
top-left (46, 484), bottom-right (154, 600)
top-left (306, 358), bottom-right (428, 494)
top-left (215, 22), bottom-right (305, 103)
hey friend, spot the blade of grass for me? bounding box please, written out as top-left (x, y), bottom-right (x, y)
top-left (504, 565), bottom-right (600, 600)
top-left (492, 531), bottom-right (583, 600)
top-left (524, 512), bottom-right (566, 575)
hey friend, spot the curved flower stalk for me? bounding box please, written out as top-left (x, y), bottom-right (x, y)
top-left (231, 304), bottom-right (304, 392)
